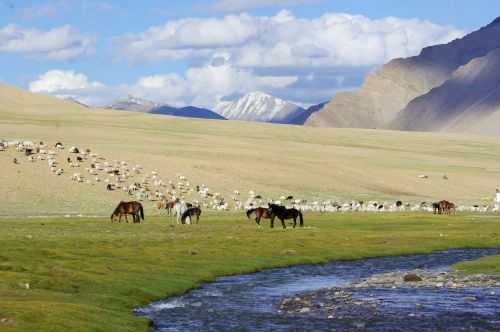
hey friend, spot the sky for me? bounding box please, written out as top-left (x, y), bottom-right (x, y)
top-left (1, 0), bottom-right (499, 108)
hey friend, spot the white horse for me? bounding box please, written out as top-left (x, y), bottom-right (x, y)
top-left (173, 200), bottom-right (189, 224)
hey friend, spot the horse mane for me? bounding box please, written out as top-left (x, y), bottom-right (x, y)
top-left (112, 201), bottom-right (124, 215)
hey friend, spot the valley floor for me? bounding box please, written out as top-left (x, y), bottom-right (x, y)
top-left (0, 212), bottom-right (500, 331)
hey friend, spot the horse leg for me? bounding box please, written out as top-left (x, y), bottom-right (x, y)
top-left (280, 218), bottom-right (286, 229)
top-left (270, 217), bottom-right (274, 228)
top-left (293, 217), bottom-right (297, 228)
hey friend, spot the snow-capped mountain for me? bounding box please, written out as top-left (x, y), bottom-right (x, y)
top-left (214, 91), bottom-right (306, 122)
top-left (106, 95), bottom-right (160, 113)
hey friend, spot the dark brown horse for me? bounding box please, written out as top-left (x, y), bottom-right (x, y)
top-left (246, 207), bottom-right (274, 226)
top-left (268, 203), bottom-right (304, 229)
top-left (181, 207), bottom-right (202, 224)
top-left (439, 200), bottom-right (456, 215)
top-left (432, 202), bottom-right (441, 214)
top-left (111, 201), bottom-right (144, 223)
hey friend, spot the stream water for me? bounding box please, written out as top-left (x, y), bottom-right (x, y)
top-left (136, 249), bottom-right (500, 331)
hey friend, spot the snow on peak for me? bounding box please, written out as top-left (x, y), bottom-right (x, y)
top-left (214, 91), bottom-right (302, 122)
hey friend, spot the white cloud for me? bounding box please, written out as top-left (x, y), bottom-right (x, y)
top-left (30, 12), bottom-right (467, 108)
top-left (29, 70), bottom-right (102, 93)
top-left (29, 70), bottom-right (108, 105)
top-left (211, 0), bottom-right (321, 12)
top-left (116, 11), bottom-right (465, 68)
top-left (0, 24), bottom-right (94, 60)
top-left (29, 66), bottom-right (297, 108)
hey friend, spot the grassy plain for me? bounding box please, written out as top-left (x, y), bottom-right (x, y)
top-left (0, 213), bottom-right (499, 331)
top-left (2, 84), bottom-right (500, 215)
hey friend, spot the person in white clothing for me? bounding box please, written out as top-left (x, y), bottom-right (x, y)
top-left (496, 188), bottom-right (500, 204)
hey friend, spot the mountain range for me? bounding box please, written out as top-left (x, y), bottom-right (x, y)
top-left (106, 96), bottom-right (226, 120)
top-left (306, 17), bottom-right (500, 136)
top-left (215, 91), bottom-right (307, 123)
top-left (106, 92), bottom-right (325, 124)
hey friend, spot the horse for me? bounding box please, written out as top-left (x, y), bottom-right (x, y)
top-left (438, 200), bottom-right (456, 215)
top-left (246, 207), bottom-right (274, 226)
top-left (164, 200), bottom-right (177, 216)
top-left (111, 201), bottom-right (144, 223)
top-left (181, 207), bottom-right (202, 224)
top-left (268, 203), bottom-right (304, 229)
top-left (173, 200), bottom-right (192, 224)
top-left (432, 202), bottom-right (441, 214)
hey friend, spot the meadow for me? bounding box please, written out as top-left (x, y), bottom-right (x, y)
top-left (0, 212), bottom-right (499, 331)
top-left (3, 84), bottom-right (500, 216)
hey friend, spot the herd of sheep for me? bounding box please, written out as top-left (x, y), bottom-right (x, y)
top-left (2, 139), bottom-right (498, 214)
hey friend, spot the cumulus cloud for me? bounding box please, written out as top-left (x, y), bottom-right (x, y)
top-left (211, 0), bottom-right (321, 12)
top-left (29, 65), bottom-right (297, 108)
top-left (29, 70), bottom-right (109, 105)
top-left (112, 11), bottom-right (465, 106)
top-left (116, 11), bottom-right (465, 68)
top-left (32, 12), bottom-right (466, 108)
top-left (0, 24), bottom-right (94, 60)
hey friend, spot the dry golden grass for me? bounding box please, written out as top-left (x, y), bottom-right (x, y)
top-left (2, 83), bottom-right (500, 215)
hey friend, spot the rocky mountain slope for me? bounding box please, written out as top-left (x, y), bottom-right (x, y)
top-left (272, 102), bottom-right (327, 125)
top-left (306, 17), bottom-right (500, 131)
top-left (391, 47), bottom-right (500, 134)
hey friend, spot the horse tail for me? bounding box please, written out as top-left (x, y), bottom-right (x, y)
top-left (139, 204), bottom-right (145, 220)
top-left (299, 210), bottom-right (304, 226)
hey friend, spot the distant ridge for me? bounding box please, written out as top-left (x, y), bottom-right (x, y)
top-left (150, 105), bottom-right (226, 120)
top-left (106, 95), bottom-right (225, 120)
top-left (272, 102), bottom-right (327, 125)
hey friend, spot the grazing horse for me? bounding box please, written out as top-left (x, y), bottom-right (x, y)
top-left (439, 200), bottom-right (456, 215)
top-left (268, 204), bottom-right (304, 229)
top-left (181, 207), bottom-right (202, 224)
top-left (111, 201), bottom-right (144, 223)
top-left (246, 207), bottom-right (274, 226)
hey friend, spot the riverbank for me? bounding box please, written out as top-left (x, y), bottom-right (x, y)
top-left (1, 213), bottom-right (500, 331)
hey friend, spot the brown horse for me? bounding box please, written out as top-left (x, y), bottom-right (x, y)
top-left (181, 207), bottom-right (202, 224)
top-left (438, 200), bottom-right (456, 215)
top-left (246, 207), bottom-right (274, 226)
top-left (111, 201), bottom-right (144, 223)
top-left (268, 203), bottom-right (304, 229)
top-left (165, 200), bottom-right (177, 216)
